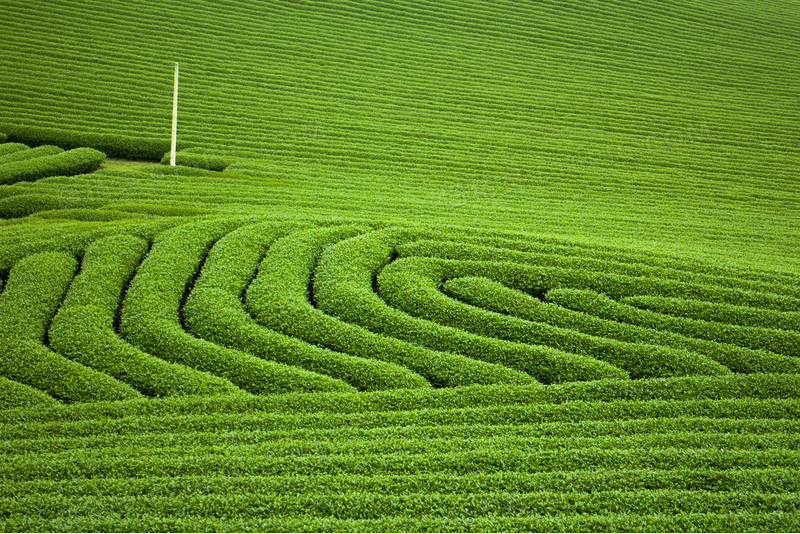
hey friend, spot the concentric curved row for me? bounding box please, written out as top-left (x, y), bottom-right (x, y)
top-left (1, 214), bottom-right (798, 405)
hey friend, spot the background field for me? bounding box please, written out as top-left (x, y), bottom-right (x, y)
top-left (3, 0), bottom-right (800, 270)
top-left (1, 0), bottom-right (799, 531)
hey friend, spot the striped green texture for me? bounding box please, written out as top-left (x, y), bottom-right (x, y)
top-left (0, 0), bottom-right (798, 531)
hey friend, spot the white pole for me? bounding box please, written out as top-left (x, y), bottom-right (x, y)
top-left (170, 62), bottom-right (179, 166)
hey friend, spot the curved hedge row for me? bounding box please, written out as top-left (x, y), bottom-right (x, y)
top-left (623, 295), bottom-right (800, 332)
top-left (0, 144), bottom-right (62, 165)
top-left (184, 222), bottom-right (430, 391)
top-left (403, 236), bottom-right (800, 300)
top-left (443, 276), bottom-right (800, 375)
top-left (378, 257), bottom-right (727, 379)
top-left (0, 193), bottom-right (107, 219)
top-left (0, 375), bottom-right (59, 410)
top-left (0, 252), bottom-right (140, 402)
top-left (2, 125), bottom-right (174, 160)
top-left (397, 238), bottom-right (800, 311)
top-left (548, 288), bottom-right (800, 358)
top-left (0, 143), bottom-right (27, 157)
top-left (246, 226), bottom-right (536, 388)
top-left (315, 230), bottom-right (629, 383)
top-left (0, 147), bottom-right (106, 185)
top-left (119, 218), bottom-right (355, 394)
top-left (49, 234), bottom-right (243, 397)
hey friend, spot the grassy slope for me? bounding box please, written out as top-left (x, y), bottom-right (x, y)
top-left (0, 0), bottom-right (798, 271)
top-left (1, 0), bottom-right (800, 531)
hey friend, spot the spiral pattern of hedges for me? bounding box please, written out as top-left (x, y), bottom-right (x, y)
top-left (2, 215), bottom-right (799, 403)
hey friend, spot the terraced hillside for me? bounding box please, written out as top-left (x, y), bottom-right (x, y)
top-left (1, 0), bottom-right (799, 531)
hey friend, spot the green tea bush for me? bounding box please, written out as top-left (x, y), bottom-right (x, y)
top-left (0, 145), bottom-right (62, 165)
top-left (0, 147), bottom-right (106, 185)
top-left (120, 218), bottom-right (354, 394)
top-left (0, 376), bottom-right (59, 409)
top-left (1, 486), bottom-right (798, 524)
top-left (4, 466), bottom-right (800, 504)
top-left (4, 511), bottom-right (798, 533)
top-left (400, 239), bottom-right (800, 311)
top-left (3, 373), bottom-right (796, 428)
top-left (0, 132), bottom-right (6, 143)
top-left (49, 234), bottom-right (243, 397)
top-left (3, 125), bottom-right (173, 160)
top-left (444, 276), bottom-right (800, 375)
top-left (549, 288), bottom-right (800, 357)
top-left (403, 237), bottom-right (800, 299)
top-left (51, 306), bottom-right (248, 397)
top-left (184, 223), bottom-right (430, 391)
top-left (314, 229), bottom-right (630, 383)
top-left (132, 165), bottom-right (217, 177)
top-left (31, 208), bottom-right (145, 221)
top-left (624, 295), bottom-right (800, 333)
top-left (0, 217), bottom-right (182, 271)
top-left (0, 193), bottom-right (104, 219)
top-left (0, 252), bottom-right (141, 402)
top-left (247, 226), bottom-right (537, 387)
top-left (0, 142), bottom-right (27, 157)
top-left (377, 258), bottom-right (727, 379)
top-left (101, 202), bottom-right (209, 217)
top-left (59, 234), bottom-right (149, 312)
top-left (160, 148), bottom-right (236, 171)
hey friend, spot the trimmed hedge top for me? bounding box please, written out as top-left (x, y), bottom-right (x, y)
top-left (0, 147), bottom-right (106, 185)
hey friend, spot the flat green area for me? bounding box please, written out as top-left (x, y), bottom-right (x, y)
top-left (98, 158), bottom-right (152, 172)
top-left (0, 0), bottom-right (799, 531)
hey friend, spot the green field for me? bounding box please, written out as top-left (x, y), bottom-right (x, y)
top-left (1, 0), bottom-right (799, 531)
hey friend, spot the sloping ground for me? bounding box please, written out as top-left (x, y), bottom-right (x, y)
top-left (0, 200), bottom-right (799, 530)
top-left (0, 0), bottom-right (799, 531)
top-left (2, 374), bottom-right (800, 532)
top-left (0, 0), bottom-right (798, 270)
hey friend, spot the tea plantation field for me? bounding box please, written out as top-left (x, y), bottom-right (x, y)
top-left (1, 0), bottom-right (799, 531)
